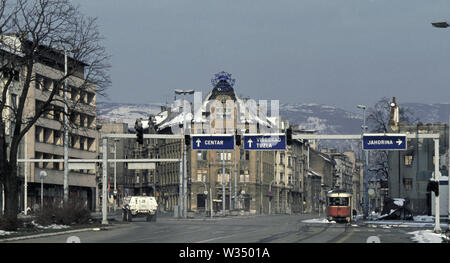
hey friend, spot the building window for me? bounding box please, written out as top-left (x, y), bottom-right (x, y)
top-left (403, 178), bottom-right (413, 191)
top-left (404, 155), bottom-right (413, 166)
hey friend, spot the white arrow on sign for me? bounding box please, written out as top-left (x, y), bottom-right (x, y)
top-left (247, 139), bottom-right (253, 148)
top-left (196, 139), bottom-right (201, 147)
top-left (396, 139), bottom-right (403, 146)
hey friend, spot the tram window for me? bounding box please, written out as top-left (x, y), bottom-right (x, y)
top-left (328, 197), bottom-right (349, 206)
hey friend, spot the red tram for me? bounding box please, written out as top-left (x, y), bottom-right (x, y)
top-left (326, 190), bottom-right (352, 223)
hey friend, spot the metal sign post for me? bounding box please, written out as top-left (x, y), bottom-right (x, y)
top-left (18, 133), bottom-right (183, 225)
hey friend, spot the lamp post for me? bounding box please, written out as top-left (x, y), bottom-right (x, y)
top-left (357, 104), bottom-right (369, 218)
top-left (175, 89), bottom-right (194, 218)
top-left (113, 138), bottom-right (120, 212)
top-left (430, 21), bottom-right (450, 231)
top-left (23, 116), bottom-right (33, 215)
top-left (39, 171), bottom-right (47, 210)
top-left (63, 49), bottom-right (69, 206)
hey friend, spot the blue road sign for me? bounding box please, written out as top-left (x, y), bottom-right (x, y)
top-left (192, 135), bottom-right (235, 150)
top-left (243, 134), bottom-right (286, 150)
top-left (363, 134), bottom-right (407, 150)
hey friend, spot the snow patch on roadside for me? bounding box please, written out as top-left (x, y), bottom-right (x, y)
top-left (0, 230), bottom-right (16, 236)
top-left (31, 221), bottom-right (70, 230)
top-left (302, 218), bottom-right (336, 224)
top-left (408, 230), bottom-right (444, 243)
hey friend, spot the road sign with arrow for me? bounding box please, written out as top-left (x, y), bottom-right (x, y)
top-left (243, 134), bottom-right (286, 151)
top-left (363, 134), bottom-right (407, 150)
top-left (191, 134), bottom-right (235, 150)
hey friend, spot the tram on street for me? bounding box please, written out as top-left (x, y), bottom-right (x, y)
top-left (326, 190), bottom-right (353, 223)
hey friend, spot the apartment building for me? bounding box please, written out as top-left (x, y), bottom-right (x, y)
top-left (1, 35), bottom-right (98, 211)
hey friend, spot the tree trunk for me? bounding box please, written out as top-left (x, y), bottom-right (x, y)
top-left (2, 164), bottom-right (19, 231)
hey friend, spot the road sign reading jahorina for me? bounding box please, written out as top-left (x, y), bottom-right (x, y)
top-left (243, 134), bottom-right (286, 150)
top-left (363, 134), bottom-right (407, 150)
top-left (191, 134), bottom-right (235, 150)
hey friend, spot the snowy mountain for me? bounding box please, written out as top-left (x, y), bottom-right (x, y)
top-left (279, 103), bottom-right (362, 134)
top-left (96, 101), bottom-right (450, 135)
top-left (96, 101), bottom-right (165, 128)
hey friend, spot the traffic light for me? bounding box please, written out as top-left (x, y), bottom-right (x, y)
top-left (427, 181), bottom-right (439, 196)
top-left (286, 128), bottom-right (292, 145)
top-left (235, 130), bottom-right (241, 146)
top-left (185, 134), bottom-right (190, 146)
top-left (135, 119), bottom-right (144, 145)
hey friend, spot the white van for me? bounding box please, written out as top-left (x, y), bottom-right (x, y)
top-left (122, 196), bottom-right (158, 222)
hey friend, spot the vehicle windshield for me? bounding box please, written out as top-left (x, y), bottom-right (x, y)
top-left (328, 197), bottom-right (349, 206)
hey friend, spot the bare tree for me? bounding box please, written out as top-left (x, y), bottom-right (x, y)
top-left (365, 97), bottom-right (416, 185)
top-left (0, 0), bottom-right (110, 230)
top-left (367, 97), bottom-right (416, 133)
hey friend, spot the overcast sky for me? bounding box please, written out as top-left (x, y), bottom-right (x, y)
top-left (75, 0), bottom-right (450, 112)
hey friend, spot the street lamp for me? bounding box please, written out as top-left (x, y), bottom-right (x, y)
top-left (39, 171), bottom-right (47, 211)
top-left (113, 138), bottom-right (120, 212)
top-left (430, 22), bottom-right (450, 232)
top-left (357, 104), bottom-right (369, 218)
top-left (174, 89), bottom-right (194, 218)
top-left (23, 115), bottom-right (33, 215)
top-left (54, 46), bottom-right (78, 207)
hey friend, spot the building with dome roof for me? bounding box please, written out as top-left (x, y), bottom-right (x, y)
top-left (146, 72), bottom-right (313, 215)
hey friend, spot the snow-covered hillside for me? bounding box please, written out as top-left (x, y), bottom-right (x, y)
top-left (96, 101), bottom-right (164, 128)
top-left (96, 101), bottom-right (450, 136)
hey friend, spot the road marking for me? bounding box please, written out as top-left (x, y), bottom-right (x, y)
top-left (335, 230), bottom-right (353, 243)
top-left (195, 234), bottom-right (240, 243)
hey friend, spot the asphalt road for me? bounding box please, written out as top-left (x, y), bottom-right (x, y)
top-left (4, 213), bottom-right (422, 243)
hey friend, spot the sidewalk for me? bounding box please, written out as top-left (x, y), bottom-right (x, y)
top-left (0, 210), bottom-right (124, 243)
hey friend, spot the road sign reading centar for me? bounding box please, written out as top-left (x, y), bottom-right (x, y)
top-left (363, 133), bottom-right (407, 150)
top-left (191, 134), bottom-right (235, 150)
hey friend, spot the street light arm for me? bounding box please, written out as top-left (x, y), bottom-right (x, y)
top-left (432, 21), bottom-right (450, 28)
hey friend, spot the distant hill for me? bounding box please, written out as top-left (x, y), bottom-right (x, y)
top-left (97, 101), bottom-right (449, 136)
top-left (96, 101), bottom-right (164, 128)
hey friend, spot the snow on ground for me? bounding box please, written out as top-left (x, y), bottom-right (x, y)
top-left (302, 218), bottom-right (336, 224)
top-left (408, 230), bottom-right (444, 243)
top-left (393, 198), bottom-right (405, 207)
top-left (31, 221), bottom-right (70, 230)
top-left (0, 230), bottom-right (16, 236)
top-left (413, 215), bottom-right (435, 222)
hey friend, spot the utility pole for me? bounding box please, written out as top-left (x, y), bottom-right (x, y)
top-left (102, 137), bottom-right (108, 225)
top-left (63, 49), bottom-right (69, 206)
top-left (234, 143), bottom-right (238, 210)
top-left (175, 89), bottom-right (194, 218)
top-left (222, 150), bottom-right (226, 216)
top-left (113, 138), bottom-right (119, 212)
top-left (357, 104), bottom-right (368, 218)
